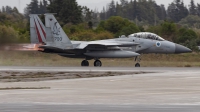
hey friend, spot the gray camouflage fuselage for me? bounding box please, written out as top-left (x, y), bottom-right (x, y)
top-left (47, 36), bottom-right (191, 59)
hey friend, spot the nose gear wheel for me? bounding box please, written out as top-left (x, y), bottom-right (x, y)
top-left (135, 56), bottom-right (141, 67)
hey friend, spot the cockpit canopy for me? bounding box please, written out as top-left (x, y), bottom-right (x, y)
top-left (129, 32), bottom-right (165, 41)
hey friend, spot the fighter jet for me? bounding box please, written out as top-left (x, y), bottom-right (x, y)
top-left (30, 14), bottom-right (192, 67)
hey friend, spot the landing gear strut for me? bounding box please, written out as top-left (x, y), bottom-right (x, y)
top-left (135, 56), bottom-right (141, 67)
top-left (94, 60), bottom-right (102, 67)
top-left (81, 60), bottom-right (89, 66)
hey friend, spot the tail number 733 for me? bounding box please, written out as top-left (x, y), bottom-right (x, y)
top-left (54, 37), bottom-right (62, 41)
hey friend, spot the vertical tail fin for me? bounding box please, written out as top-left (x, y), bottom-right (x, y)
top-left (45, 14), bottom-right (73, 49)
top-left (30, 14), bottom-right (46, 44)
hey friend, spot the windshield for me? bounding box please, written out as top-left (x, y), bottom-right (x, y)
top-left (129, 32), bottom-right (165, 41)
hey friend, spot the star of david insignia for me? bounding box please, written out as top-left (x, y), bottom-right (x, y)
top-left (156, 42), bottom-right (161, 47)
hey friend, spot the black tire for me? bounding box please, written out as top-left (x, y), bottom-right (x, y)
top-left (81, 60), bottom-right (89, 67)
top-left (94, 60), bottom-right (102, 67)
top-left (135, 63), bottom-right (140, 67)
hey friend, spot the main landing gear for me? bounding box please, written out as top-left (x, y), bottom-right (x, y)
top-left (135, 56), bottom-right (141, 67)
top-left (81, 57), bottom-right (140, 67)
top-left (81, 59), bottom-right (102, 67)
top-left (94, 60), bottom-right (102, 67)
top-left (81, 60), bottom-right (89, 66)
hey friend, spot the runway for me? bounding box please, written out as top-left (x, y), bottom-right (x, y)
top-left (0, 67), bottom-right (200, 112)
top-left (1, 104), bottom-right (200, 112)
top-left (0, 66), bottom-right (199, 72)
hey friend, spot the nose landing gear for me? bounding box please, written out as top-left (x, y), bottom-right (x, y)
top-left (135, 56), bottom-right (141, 67)
top-left (135, 63), bottom-right (140, 67)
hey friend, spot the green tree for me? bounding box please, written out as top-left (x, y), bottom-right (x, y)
top-left (2, 6), bottom-right (5, 13)
top-left (5, 6), bottom-right (12, 14)
top-left (0, 25), bottom-right (18, 44)
top-left (100, 7), bottom-right (106, 20)
top-left (120, 0), bottom-right (129, 7)
top-left (97, 16), bottom-right (140, 37)
top-left (82, 6), bottom-right (93, 22)
top-left (115, 2), bottom-right (122, 18)
top-left (81, 6), bottom-right (93, 28)
top-left (24, 0), bottom-right (39, 18)
top-left (197, 3), bottom-right (200, 16)
top-left (119, 0), bottom-right (129, 19)
top-left (146, 21), bottom-right (178, 41)
top-left (179, 15), bottom-right (200, 28)
top-left (48, 0), bottom-right (82, 24)
top-left (161, 21), bottom-right (177, 35)
top-left (98, 0), bottom-right (168, 24)
top-left (160, 5), bottom-right (167, 20)
top-left (167, 0), bottom-right (189, 22)
top-left (12, 7), bottom-right (19, 13)
top-left (178, 28), bottom-right (198, 43)
top-left (137, 0), bottom-right (157, 24)
top-left (119, 24), bottom-right (140, 36)
top-left (100, 16), bottom-right (129, 34)
top-left (132, 0), bottom-right (138, 20)
top-left (108, 0), bottom-right (116, 17)
top-left (189, 0), bottom-right (197, 15)
top-left (40, 0), bottom-right (48, 14)
top-left (156, 4), bottom-right (167, 21)
top-left (24, 0), bottom-right (48, 18)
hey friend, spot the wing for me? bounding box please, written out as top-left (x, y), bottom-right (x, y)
top-left (75, 41), bottom-right (139, 50)
top-left (39, 40), bottom-right (139, 51)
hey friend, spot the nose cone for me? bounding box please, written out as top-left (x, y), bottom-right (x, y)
top-left (175, 44), bottom-right (192, 53)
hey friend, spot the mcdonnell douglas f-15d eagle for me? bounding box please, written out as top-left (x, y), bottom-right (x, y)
top-left (30, 14), bottom-right (192, 67)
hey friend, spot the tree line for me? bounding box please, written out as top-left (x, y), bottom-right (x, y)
top-left (23, 0), bottom-right (200, 28)
top-left (24, 0), bottom-right (93, 25)
top-left (0, 6), bottom-right (29, 44)
top-left (0, 0), bottom-right (200, 50)
top-left (100, 0), bottom-right (200, 25)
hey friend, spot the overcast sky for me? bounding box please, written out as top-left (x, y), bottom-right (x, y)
top-left (0, 0), bottom-right (195, 13)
